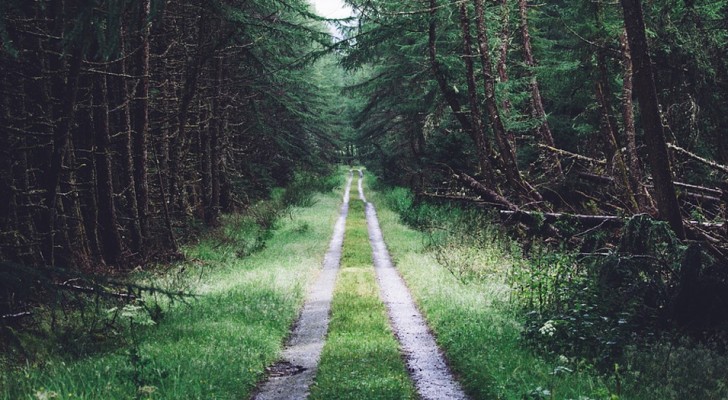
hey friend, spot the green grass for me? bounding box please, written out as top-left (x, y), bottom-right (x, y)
top-left (308, 200), bottom-right (416, 400)
top-left (1, 182), bottom-right (345, 400)
top-left (366, 183), bottom-right (615, 400)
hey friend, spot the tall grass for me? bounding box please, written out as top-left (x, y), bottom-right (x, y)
top-left (1, 176), bottom-right (345, 399)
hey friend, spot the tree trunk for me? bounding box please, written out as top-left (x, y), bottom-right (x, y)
top-left (497, 0), bottom-right (513, 121)
top-left (74, 89), bottom-right (103, 262)
top-left (133, 0), bottom-right (152, 243)
top-left (457, 2), bottom-right (497, 183)
top-left (427, 0), bottom-right (495, 182)
top-left (44, 45), bottom-right (83, 267)
top-left (201, 104), bottom-right (213, 223)
top-left (518, 0), bottom-right (563, 178)
top-left (169, 8), bottom-right (211, 215)
top-left (60, 141), bottom-right (90, 266)
top-left (92, 72), bottom-right (123, 266)
top-left (620, 0), bottom-right (685, 239)
top-left (595, 48), bottom-right (638, 212)
top-left (208, 56), bottom-right (223, 226)
top-left (474, 0), bottom-right (541, 202)
top-left (620, 29), bottom-right (651, 211)
top-left (118, 23), bottom-right (142, 255)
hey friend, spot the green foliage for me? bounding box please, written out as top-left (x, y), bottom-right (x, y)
top-left (280, 171), bottom-right (340, 208)
top-left (1, 182), bottom-right (343, 399)
top-left (375, 182), bottom-right (728, 398)
top-left (621, 339), bottom-right (728, 399)
top-left (369, 185), bottom-right (614, 399)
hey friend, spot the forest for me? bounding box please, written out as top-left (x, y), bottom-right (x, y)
top-left (1, 0), bottom-right (728, 398)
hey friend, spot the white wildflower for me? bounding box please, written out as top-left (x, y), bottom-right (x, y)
top-left (539, 320), bottom-right (556, 336)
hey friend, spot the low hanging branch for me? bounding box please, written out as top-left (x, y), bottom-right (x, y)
top-left (668, 143), bottom-right (728, 175)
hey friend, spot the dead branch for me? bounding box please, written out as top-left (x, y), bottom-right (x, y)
top-left (577, 172), bottom-right (614, 184)
top-left (452, 171), bottom-right (520, 211)
top-left (421, 192), bottom-right (507, 210)
top-left (668, 143), bottom-right (728, 174)
top-left (53, 282), bottom-right (137, 300)
top-left (499, 210), bottom-right (624, 227)
top-left (672, 181), bottom-right (722, 196)
top-left (538, 144), bottom-right (606, 165)
top-left (1, 311), bottom-right (32, 320)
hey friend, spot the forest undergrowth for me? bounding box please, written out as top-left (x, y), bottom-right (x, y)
top-left (0, 172), bottom-right (341, 399)
top-left (373, 178), bottom-right (728, 399)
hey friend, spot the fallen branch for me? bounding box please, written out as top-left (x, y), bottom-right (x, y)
top-left (580, 173), bottom-right (722, 202)
top-left (538, 144), bottom-right (606, 165)
top-left (577, 172), bottom-right (614, 184)
top-left (420, 192), bottom-right (507, 210)
top-left (53, 282), bottom-right (137, 300)
top-left (501, 210), bottom-right (724, 230)
top-left (672, 181), bottom-right (722, 196)
top-left (679, 192), bottom-right (721, 204)
top-left (1, 311), bottom-right (32, 320)
top-left (451, 172), bottom-right (520, 211)
top-left (499, 210), bottom-right (624, 227)
top-left (668, 143), bottom-right (728, 175)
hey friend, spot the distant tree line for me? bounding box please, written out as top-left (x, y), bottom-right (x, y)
top-left (0, 0), bottom-right (339, 270)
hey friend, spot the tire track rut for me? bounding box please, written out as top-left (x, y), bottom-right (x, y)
top-left (360, 171), bottom-right (469, 400)
top-left (253, 172), bottom-right (353, 400)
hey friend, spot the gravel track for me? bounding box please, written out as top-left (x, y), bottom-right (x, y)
top-left (254, 171), bottom-right (466, 399)
top-left (360, 172), bottom-right (469, 400)
top-left (252, 172), bottom-right (353, 400)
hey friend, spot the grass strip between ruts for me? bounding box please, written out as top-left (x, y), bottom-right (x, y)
top-left (308, 200), bottom-right (416, 400)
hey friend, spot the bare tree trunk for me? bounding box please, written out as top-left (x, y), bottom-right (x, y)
top-left (595, 48), bottom-right (639, 212)
top-left (595, 82), bottom-right (638, 212)
top-left (74, 91), bottom-right (103, 262)
top-left (44, 46), bottom-right (83, 266)
top-left (133, 0), bottom-right (152, 243)
top-left (201, 104), bottom-right (213, 223)
top-left (93, 72), bottom-right (123, 266)
top-left (208, 56), bottom-right (223, 226)
top-left (497, 0), bottom-right (513, 120)
top-left (60, 141), bottom-right (90, 266)
top-left (518, 0), bottom-right (563, 178)
top-left (118, 24), bottom-right (142, 255)
top-left (169, 8), bottom-right (211, 215)
top-left (620, 29), bottom-right (651, 211)
top-left (620, 0), bottom-right (685, 239)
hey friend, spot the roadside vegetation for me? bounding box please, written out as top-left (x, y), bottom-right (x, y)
top-left (309, 199), bottom-right (415, 400)
top-left (369, 176), bottom-right (728, 400)
top-left (1, 173), bottom-right (340, 399)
